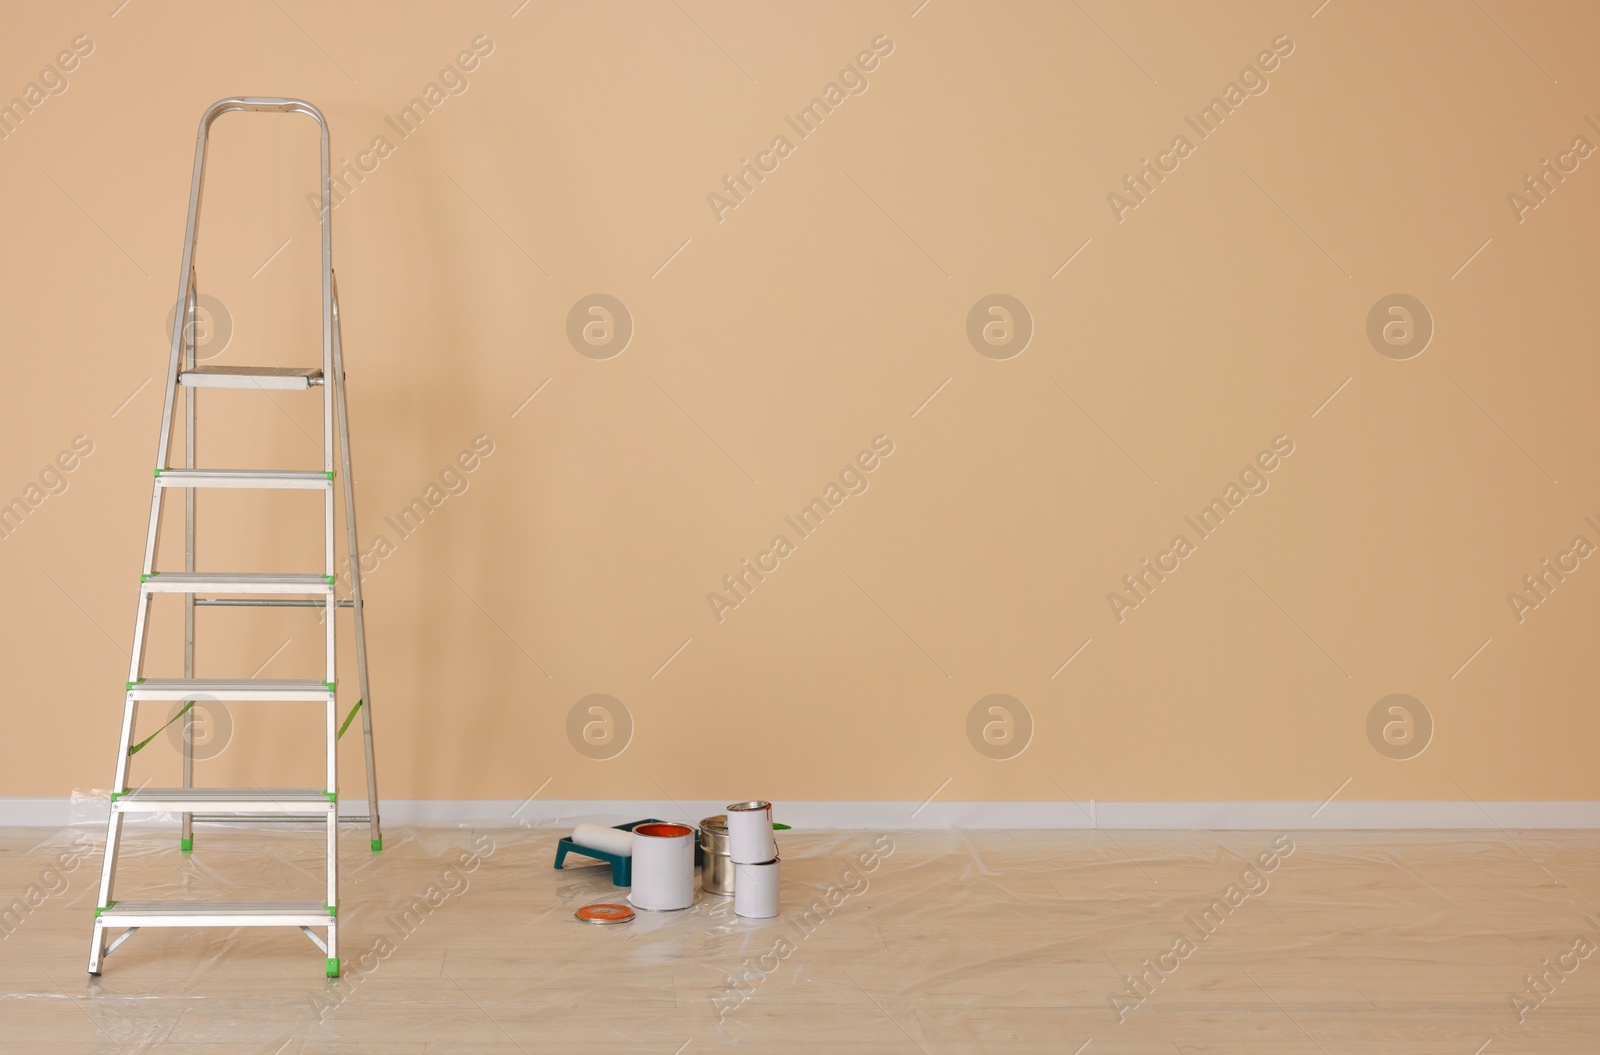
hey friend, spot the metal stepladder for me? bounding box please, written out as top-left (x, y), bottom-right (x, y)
top-left (89, 98), bottom-right (380, 978)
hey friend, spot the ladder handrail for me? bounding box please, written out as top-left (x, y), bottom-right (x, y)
top-left (146, 96), bottom-right (334, 570)
top-left (198, 96), bottom-right (328, 128)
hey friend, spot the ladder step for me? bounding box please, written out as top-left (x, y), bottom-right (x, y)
top-left (179, 366), bottom-right (324, 390)
top-left (141, 573), bottom-right (334, 596)
top-left (112, 788), bottom-right (334, 814)
top-left (190, 813), bottom-right (371, 825)
top-left (96, 900), bottom-right (333, 927)
top-left (128, 678), bottom-right (334, 702)
top-left (155, 469), bottom-right (332, 490)
top-left (195, 598), bottom-right (355, 608)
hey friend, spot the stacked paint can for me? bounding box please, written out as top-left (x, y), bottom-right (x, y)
top-left (726, 800), bottom-right (780, 918)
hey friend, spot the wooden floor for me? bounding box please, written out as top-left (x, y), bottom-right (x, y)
top-left (1, 825), bottom-right (1596, 1052)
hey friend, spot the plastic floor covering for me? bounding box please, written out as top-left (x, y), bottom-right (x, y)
top-left (1, 824), bottom-right (1597, 1052)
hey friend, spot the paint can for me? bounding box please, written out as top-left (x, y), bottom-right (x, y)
top-left (699, 815), bottom-right (734, 896)
top-left (734, 858), bottom-right (780, 918)
top-left (726, 800), bottom-right (777, 864)
top-left (628, 822), bottom-right (696, 911)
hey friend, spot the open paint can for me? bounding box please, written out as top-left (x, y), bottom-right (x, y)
top-left (734, 857), bottom-right (780, 918)
top-left (628, 822), bottom-right (696, 911)
top-left (726, 800), bottom-right (777, 864)
top-left (699, 815), bottom-right (734, 896)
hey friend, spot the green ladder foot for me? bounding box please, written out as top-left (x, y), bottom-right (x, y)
top-left (325, 957), bottom-right (340, 978)
top-left (180, 837), bottom-right (193, 852)
top-left (370, 836), bottom-right (383, 852)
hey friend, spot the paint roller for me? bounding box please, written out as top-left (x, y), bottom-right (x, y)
top-left (570, 822), bottom-right (634, 857)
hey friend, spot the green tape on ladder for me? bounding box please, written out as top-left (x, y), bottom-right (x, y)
top-left (128, 701), bottom-right (194, 755)
top-left (337, 700), bottom-right (363, 740)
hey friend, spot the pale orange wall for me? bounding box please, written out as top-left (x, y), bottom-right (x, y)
top-left (0, 1), bottom-right (1594, 804)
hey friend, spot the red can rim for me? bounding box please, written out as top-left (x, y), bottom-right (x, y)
top-left (634, 822), bottom-right (693, 838)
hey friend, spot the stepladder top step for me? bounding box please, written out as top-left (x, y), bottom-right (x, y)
top-left (179, 365), bottom-right (323, 390)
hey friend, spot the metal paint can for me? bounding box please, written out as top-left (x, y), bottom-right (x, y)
top-left (700, 815), bottom-right (734, 896)
top-left (734, 857), bottom-right (780, 918)
top-left (726, 800), bottom-right (777, 864)
top-left (628, 821), bottom-right (696, 911)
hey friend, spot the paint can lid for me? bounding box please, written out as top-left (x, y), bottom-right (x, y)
top-left (576, 902), bottom-right (635, 925)
top-left (701, 814), bottom-right (728, 834)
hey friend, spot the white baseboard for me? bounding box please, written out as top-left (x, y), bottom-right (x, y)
top-left (4, 797), bottom-right (1597, 829)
